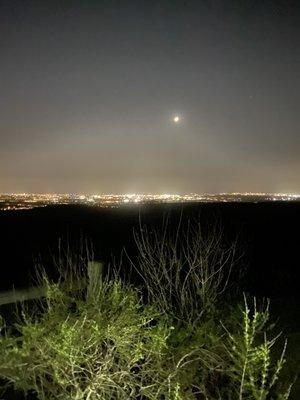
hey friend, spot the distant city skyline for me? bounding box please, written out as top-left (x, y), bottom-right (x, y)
top-left (1, 192), bottom-right (300, 212)
top-left (1, 1), bottom-right (300, 193)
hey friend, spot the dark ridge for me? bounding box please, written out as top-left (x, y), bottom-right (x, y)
top-left (0, 202), bottom-right (299, 301)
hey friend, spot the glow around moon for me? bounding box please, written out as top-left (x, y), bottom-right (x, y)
top-left (172, 115), bottom-right (181, 124)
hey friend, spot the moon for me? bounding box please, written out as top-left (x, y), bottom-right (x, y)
top-left (172, 115), bottom-right (181, 124)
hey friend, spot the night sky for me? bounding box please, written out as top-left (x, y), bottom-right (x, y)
top-left (1, 0), bottom-right (299, 194)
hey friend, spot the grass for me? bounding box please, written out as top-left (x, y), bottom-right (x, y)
top-left (0, 223), bottom-right (296, 399)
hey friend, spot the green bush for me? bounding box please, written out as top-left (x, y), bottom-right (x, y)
top-left (0, 227), bottom-right (295, 399)
top-left (0, 277), bottom-right (179, 399)
top-left (223, 296), bottom-right (293, 400)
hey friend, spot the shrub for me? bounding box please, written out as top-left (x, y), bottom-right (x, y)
top-left (130, 221), bottom-right (239, 324)
top-left (223, 296), bottom-right (294, 400)
top-left (0, 226), bottom-right (295, 399)
top-left (0, 275), bottom-right (180, 399)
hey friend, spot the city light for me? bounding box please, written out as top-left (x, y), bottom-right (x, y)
top-left (0, 192), bottom-right (300, 211)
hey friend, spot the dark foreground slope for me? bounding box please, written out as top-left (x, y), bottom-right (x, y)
top-left (0, 202), bottom-right (299, 398)
top-left (0, 202), bottom-right (299, 300)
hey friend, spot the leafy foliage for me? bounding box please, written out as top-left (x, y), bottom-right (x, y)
top-left (0, 227), bottom-right (295, 399)
top-left (224, 296), bottom-right (293, 400)
top-left (0, 277), bottom-right (178, 399)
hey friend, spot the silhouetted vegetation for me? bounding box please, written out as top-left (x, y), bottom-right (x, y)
top-left (0, 223), bottom-right (296, 399)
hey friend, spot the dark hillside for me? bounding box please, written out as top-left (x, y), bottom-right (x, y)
top-left (0, 202), bottom-right (299, 301)
top-left (0, 202), bottom-right (299, 398)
